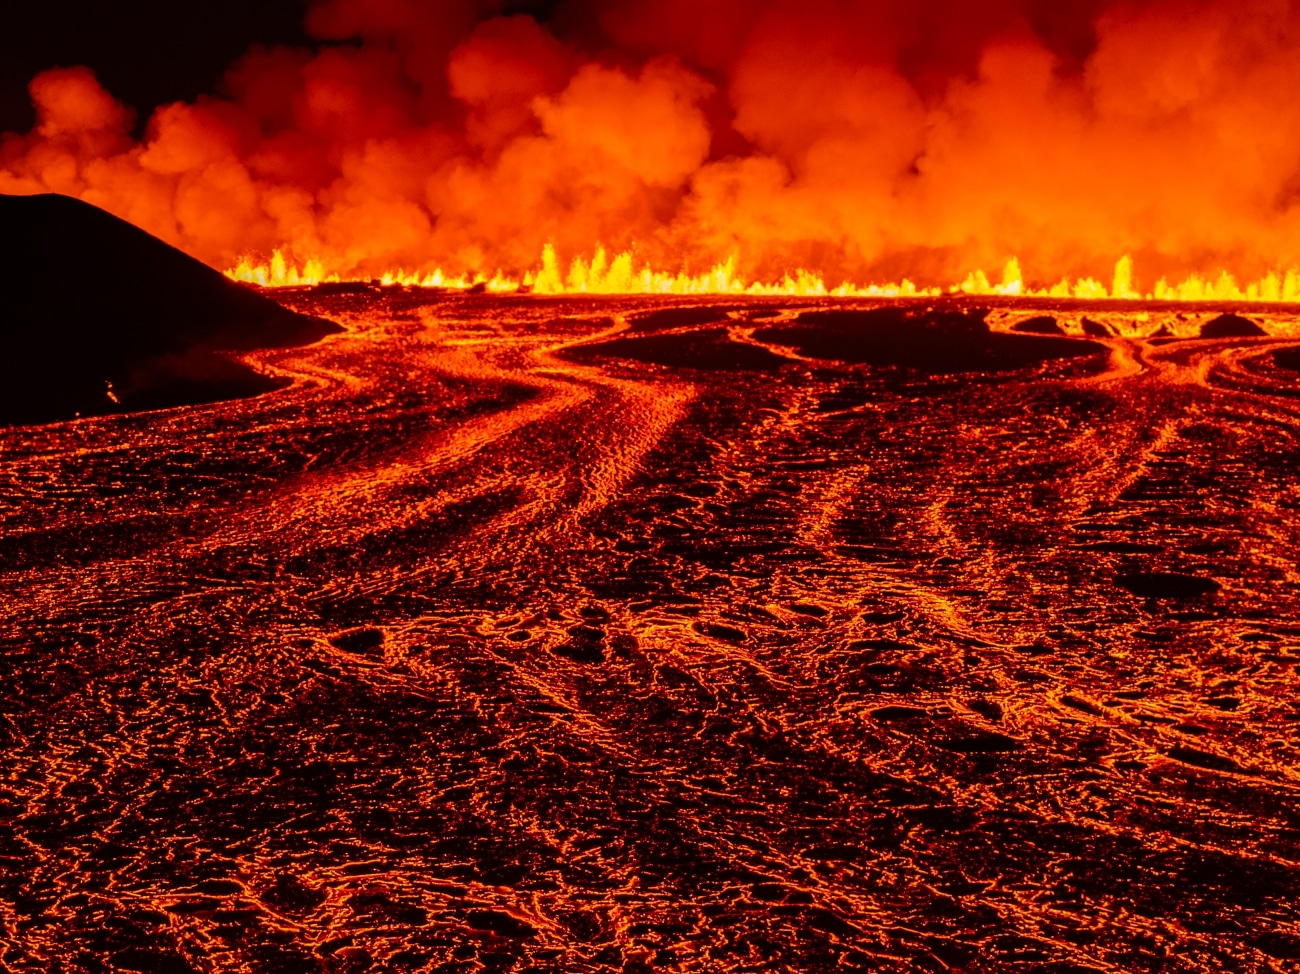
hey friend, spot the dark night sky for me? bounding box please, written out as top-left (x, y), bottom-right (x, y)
top-left (0, 0), bottom-right (312, 135)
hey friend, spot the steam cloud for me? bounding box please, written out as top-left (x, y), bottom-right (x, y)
top-left (4, 0), bottom-right (1299, 287)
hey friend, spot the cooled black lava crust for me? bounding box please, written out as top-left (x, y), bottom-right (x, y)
top-left (1, 291), bottom-right (1299, 973)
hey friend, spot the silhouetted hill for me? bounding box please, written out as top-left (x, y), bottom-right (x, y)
top-left (0, 193), bottom-right (338, 425)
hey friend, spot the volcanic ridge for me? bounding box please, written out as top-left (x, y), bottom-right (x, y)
top-left (0, 193), bottom-right (338, 425)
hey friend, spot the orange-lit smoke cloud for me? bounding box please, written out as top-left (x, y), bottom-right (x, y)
top-left (5, 0), bottom-right (1300, 287)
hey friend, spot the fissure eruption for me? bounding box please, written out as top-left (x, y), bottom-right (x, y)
top-left (7, 0), bottom-right (1300, 299)
top-left (225, 247), bottom-right (1300, 303)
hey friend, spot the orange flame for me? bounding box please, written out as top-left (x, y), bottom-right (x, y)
top-left (224, 246), bottom-right (1300, 303)
top-left (15, 3), bottom-right (1300, 308)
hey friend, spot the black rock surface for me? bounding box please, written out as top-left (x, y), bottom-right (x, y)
top-left (1201, 313), bottom-right (1266, 338)
top-left (1011, 315), bottom-right (1066, 335)
top-left (0, 193), bottom-right (338, 425)
top-left (625, 305), bottom-right (736, 333)
top-left (753, 307), bottom-right (1105, 373)
top-left (1116, 571), bottom-right (1221, 599)
top-left (1275, 346), bottom-right (1300, 371)
top-left (565, 327), bottom-right (789, 371)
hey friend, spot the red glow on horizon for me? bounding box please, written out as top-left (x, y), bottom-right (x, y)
top-left (5, 0), bottom-right (1300, 295)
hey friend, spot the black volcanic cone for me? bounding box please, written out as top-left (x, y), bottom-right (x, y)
top-left (0, 193), bottom-right (338, 425)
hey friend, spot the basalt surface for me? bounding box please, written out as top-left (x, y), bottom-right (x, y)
top-left (0, 194), bottom-right (338, 425)
top-left (2, 292), bottom-right (1300, 973)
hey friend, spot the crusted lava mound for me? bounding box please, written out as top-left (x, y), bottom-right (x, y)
top-left (1116, 571), bottom-right (1221, 599)
top-left (1011, 315), bottom-right (1067, 335)
top-left (1200, 313), bottom-right (1267, 338)
top-left (565, 327), bottom-right (789, 371)
top-left (753, 307), bottom-right (1105, 373)
top-left (1275, 346), bottom-right (1300, 371)
top-left (624, 305), bottom-right (737, 333)
top-left (0, 193), bottom-right (338, 425)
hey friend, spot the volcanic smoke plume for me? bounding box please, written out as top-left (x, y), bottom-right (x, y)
top-left (5, 0), bottom-right (1300, 288)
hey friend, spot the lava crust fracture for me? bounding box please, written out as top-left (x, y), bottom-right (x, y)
top-left (1, 294), bottom-right (1299, 973)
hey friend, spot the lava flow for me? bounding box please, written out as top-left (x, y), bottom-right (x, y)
top-left (2, 290), bottom-right (1299, 972)
top-left (7, 0), bottom-right (1300, 971)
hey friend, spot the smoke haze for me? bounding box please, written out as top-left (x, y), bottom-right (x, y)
top-left (4, 0), bottom-right (1299, 287)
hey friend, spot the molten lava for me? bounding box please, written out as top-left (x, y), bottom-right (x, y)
top-left (3, 287), bottom-right (1300, 970)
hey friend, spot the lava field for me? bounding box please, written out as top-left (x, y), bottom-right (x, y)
top-left (3, 291), bottom-right (1300, 973)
